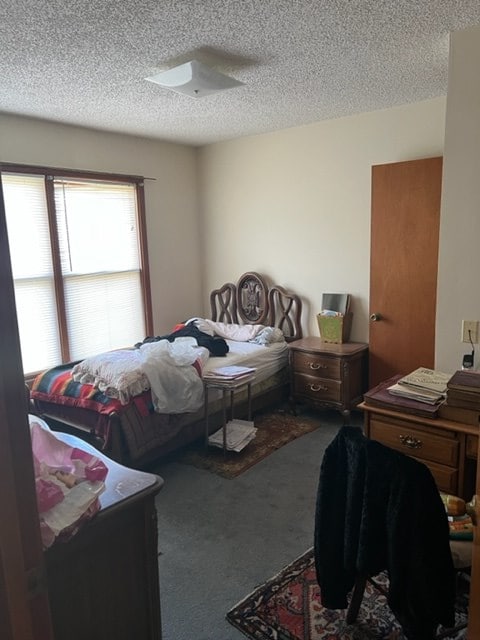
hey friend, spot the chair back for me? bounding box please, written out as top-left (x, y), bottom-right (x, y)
top-left (314, 425), bottom-right (456, 638)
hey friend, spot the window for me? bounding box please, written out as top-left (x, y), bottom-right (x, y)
top-left (1, 165), bottom-right (152, 376)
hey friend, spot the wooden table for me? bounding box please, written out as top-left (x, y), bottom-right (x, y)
top-left (204, 372), bottom-right (255, 453)
top-left (44, 432), bottom-right (164, 640)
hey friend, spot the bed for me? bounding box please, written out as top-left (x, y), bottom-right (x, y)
top-left (31, 272), bottom-right (303, 467)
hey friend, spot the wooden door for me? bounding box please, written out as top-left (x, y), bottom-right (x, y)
top-left (369, 157), bottom-right (442, 388)
top-left (0, 180), bottom-right (54, 638)
top-left (467, 438), bottom-right (480, 638)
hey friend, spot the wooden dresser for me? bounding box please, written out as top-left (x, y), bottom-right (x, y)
top-left (44, 433), bottom-right (163, 640)
top-left (288, 338), bottom-right (368, 413)
top-left (361, 402), bottom-right (479, 500)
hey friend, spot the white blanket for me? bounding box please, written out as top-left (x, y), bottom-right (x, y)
top-left (72, 338), bottom-right (209, 413)
top-left (187, 318), bottom-right (285, 344)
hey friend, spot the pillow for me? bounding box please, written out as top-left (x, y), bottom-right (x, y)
top-left (186, 318), bottom-right (286, 344)
top-left (249, 326), bottom-right (285, 345)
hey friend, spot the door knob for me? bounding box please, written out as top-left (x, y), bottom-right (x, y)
top-left (370, 313), bottom-right (382, 322)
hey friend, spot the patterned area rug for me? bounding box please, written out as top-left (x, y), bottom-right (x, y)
top-left (226, 548), bottom-right (468, 640)
top-left (176, 406), bottom-right (322, 478)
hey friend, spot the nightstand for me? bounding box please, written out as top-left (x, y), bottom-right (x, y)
top-left (288, 337), bottom-right (368, 415)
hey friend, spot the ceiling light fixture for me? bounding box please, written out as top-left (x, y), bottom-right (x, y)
top-left (145, 59), bottom-right (244, 98)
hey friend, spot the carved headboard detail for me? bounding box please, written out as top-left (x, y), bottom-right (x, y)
top-left (210, 272), bottom-right (302, 342)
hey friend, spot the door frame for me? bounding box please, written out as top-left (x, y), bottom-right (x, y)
top-left (0, 178), bottom-right (53, 639)
top-left (467, 437), bottom-right (480, 637)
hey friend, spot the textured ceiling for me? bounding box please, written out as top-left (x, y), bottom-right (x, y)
top-left (1, 1), bottom-right (480, 146)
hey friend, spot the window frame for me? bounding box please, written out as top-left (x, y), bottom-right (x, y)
top-left (0, 162), bottom-right (153, 377)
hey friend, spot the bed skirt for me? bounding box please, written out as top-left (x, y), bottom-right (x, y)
top-left (33, 367), bottom-right (290, 467)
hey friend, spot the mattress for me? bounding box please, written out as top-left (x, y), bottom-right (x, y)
top-left (203, 339), bottom-right (288, 384)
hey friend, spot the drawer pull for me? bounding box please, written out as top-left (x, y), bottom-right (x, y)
top-left (309, 383), bottom-right (328, 392)
top-left (309, 362), bottom-right (327, 370)
top-left (399, 434), bottom-right (423, 450)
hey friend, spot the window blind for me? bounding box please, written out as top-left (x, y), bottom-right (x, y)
top-left (54, 179), bottom-right (145, 360)
top-left (3, 174), bottom-right (61, 372)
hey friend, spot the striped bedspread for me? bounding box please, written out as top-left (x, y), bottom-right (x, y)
top-left (31, 362), bottom-right (154, 417)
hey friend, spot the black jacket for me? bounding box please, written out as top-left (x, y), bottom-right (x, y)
top-left (135, 322), bottom-right (229, 356)
top-left (314, 426), bottom-right (455, 640)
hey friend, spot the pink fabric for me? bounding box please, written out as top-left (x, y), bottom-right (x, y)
top-left (30, 418), bottom-right (108, 547)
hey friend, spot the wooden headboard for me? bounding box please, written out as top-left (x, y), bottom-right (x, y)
top-left (210, 272), bottom-right (303, 342)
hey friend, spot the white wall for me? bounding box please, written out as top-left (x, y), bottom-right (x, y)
top-left (436, 24), bottom-right (480, 372)
top-left (1, 92), bottom-right (459, 364)
top-left (0, 114), bottom-right (202, 335)
top-left (198, 98), bottom-right (446, 341)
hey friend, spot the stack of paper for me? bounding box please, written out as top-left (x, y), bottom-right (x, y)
top-left (398, 367), bottom-right (451, 394)
top-left (387, 382), bottom-right (445, 405)
top-left (208, 419), bottom-right (257, 452)
top-left (363, 375), bottom-right (441, 417)
top-left (388, 367), bottom-right (452, 405)
top-left (203, 365), bottom-right (256, 380)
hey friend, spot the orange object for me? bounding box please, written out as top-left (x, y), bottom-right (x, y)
top-left (440, 493), bottom-right (466, 516)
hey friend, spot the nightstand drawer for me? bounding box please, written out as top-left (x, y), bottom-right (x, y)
top-left (293, 373), bottom-right (342, 403)
top-left (291, 352), bottom-right (340, 380)
top-left (370, 417), bottom-right (459, 467)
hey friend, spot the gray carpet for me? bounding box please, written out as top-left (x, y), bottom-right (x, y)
top-left (153, 408), bottom-right (361, 640)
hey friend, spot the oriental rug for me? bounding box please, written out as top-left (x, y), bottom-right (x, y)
top-left (226, 548), bottom-right (468, 640)
top-left (176, 406), bottom-right (322, 479)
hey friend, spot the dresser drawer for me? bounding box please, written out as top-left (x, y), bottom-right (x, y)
top-left (291, 351), bottom-right (340, 380)
top-left (369, 417), bottom-right (459, 467)
top-left (418, 459), bottom-right (458, 494)
top-left (466, 434), bottom-right (478, 459)
top-left (293, 372), bottom-right (342, 404)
